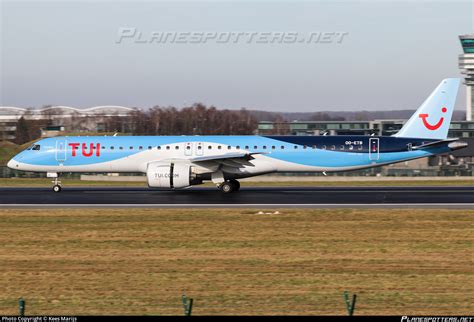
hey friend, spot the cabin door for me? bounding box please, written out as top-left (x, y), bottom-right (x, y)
top-left (56, 139), bottom-right (67, 162)
top-left (369, 138), bottom-right (379, 161)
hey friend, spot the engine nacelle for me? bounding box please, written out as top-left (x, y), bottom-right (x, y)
top-left (146, 162), bottom-right (194, 189)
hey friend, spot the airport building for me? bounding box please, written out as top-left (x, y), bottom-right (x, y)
top-left (459, 34), bottom-right (474, 121)
top-left (257, 119), bottom-right (474, 138)
top-left (257, 120), bottom-right (474, 176)
top-left (0, 105), bottom-right (137, 141)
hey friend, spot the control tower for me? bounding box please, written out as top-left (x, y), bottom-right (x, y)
top-left (459, 35), bottom-right (474, 121)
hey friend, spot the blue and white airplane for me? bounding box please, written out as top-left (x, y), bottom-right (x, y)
top-left (7, 78), bottom-right (467, 193)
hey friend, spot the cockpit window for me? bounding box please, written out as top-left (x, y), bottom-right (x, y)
top-left (25, 144), bottom-right (40, 151)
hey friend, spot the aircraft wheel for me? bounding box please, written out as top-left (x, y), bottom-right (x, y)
top-left (52, 185), bottom-right (62, 193)
top-left (219, 182), bottom-right (235, 193)
top-left (229, 179), bottom-right (240, 191)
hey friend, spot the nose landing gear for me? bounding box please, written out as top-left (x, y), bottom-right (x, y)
top-left (50, 175), bottom-right (62, 193)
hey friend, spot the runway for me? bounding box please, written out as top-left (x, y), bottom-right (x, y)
top-left (0, 186), bottom-right (473, 208)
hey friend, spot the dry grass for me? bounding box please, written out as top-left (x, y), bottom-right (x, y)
top-left (0, 208), bottom-right (472, 316)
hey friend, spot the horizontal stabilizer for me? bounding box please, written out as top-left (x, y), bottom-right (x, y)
top-left (411, 138), bottom-right (458, 150)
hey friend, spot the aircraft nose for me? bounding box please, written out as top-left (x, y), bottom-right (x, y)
top-left (7, 158), bottom-right (17, 169)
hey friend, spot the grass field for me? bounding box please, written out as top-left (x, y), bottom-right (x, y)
top-left (0, 177), bottom-right (473, 187)
top-left (0, 208), bottom-right (472, 316)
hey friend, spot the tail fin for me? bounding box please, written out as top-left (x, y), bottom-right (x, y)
top-left (393, 78), bottom-right (460, 140)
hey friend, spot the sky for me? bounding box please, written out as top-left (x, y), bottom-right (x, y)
top-left (0, 0), bottom-right (472, 111)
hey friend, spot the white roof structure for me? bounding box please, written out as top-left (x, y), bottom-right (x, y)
top-left (0, 105), bottom-right (138, 119)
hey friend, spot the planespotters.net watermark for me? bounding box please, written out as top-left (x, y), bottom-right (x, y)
top-left (401, 317), bottom-right (474, 322)
top-left (115, 27), bottom-right (349, 45)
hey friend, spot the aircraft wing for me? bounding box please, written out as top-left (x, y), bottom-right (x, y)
top-left (157, 152), bottom-right (267, 171)
top-left (189, 151), bottom-right (266, 162)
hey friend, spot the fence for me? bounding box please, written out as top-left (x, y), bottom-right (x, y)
top-left (4, 292), bottom-right (359, 316)
top-left (1, 291), bottom-right (472, 316)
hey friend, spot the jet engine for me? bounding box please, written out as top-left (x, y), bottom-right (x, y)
top-left (146, 161), bottom-right (197, 189)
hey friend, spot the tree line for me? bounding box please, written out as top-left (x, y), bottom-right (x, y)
top-left (105, 104), bottom-right (257, 136)
top-left (13, 104), bottom-right (258, 144)
top-left (12, 103), bottom-right (354, 145)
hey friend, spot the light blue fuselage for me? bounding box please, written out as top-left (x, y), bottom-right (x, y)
top-left (8, 135), bottom-right (450, 174)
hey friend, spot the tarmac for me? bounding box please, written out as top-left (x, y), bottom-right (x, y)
top-left (0, 186), bottom-right (472, 208)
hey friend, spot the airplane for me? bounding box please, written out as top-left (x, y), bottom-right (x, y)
top-left (7, 78), bottom-right (467, 193)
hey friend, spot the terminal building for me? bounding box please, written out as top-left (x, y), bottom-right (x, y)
top-left (256, 120), bottom-right (473, 176)
top-left (257, 119), bottom-right (474, 138)
top-left (256, 120), bottom-right (474, 176)
top-left (0, 105), bottom-right (137, 141)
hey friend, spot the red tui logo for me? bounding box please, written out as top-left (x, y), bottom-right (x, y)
top-left (419, 107), bottom-right (447, 131)
top-left (68, 143), bottom-right (101, 157)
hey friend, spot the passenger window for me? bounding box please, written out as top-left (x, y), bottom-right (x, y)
top-left (166, 146), bottom-right (170, 150)
top-left (236, 146), bottom-right (240, 149)
top-left (294, 145), bottom-right (298, 149)
top-left (263, 145), bottom-right (267, 149)
top-left (148, 146), bottom-right (152, 150)
top-left (349, 145), bottom-right (354, 150)
top-left (312, 145), bottom-right (317, 149)
top-left (102, 146), bottom-right (106, 149)
top-left (130, 146), bottom-right (133, 150)
top-left (197, 146), bottom-right (202, 150)
top-left (245, 145), bottom-right (249, 149)
top-left (218, 146), bottom-right (222, 150)
top-left (186, 146), bottom-right (191, 150)
top-left (175, 146), bottom-right (179, 150)
top-left (330, 145), bottom-right (335, 150)
top-left (358, 145), bottom-right (363, 150)
top-left (208, 146), bottom-right (212, 149)
top-left (228, 146), bottom-right (232, 150)
top-left (157, 146), bottom-right (161, 150)
top-left (111, 146), bottom-right (115, 150)
top-left (272, 146), bottom-right (276, 149)
top-left (281, 146), bottom-right (285, 149)
top-left (303, 145), bottom-right (308, 149)
top-left (321, 145), bottom-right (326, 150)
top-left (119, 146), bottom-right (124, 150)
top-left (254, 145), bottom-right (258, 149)
top-left (339, 145), bottom-right (345, 150)
top-left (139, 146), bottom-right (143, 150)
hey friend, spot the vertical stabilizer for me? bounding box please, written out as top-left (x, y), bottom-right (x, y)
top-left (393, 78), bottom-right (460, 139)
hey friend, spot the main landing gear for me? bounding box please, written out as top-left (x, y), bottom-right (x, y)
top-left (218, 179), bottom-right (240, 193)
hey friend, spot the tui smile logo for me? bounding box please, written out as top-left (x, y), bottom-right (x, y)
top-left (419, 107), bottom-right (447, 131)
